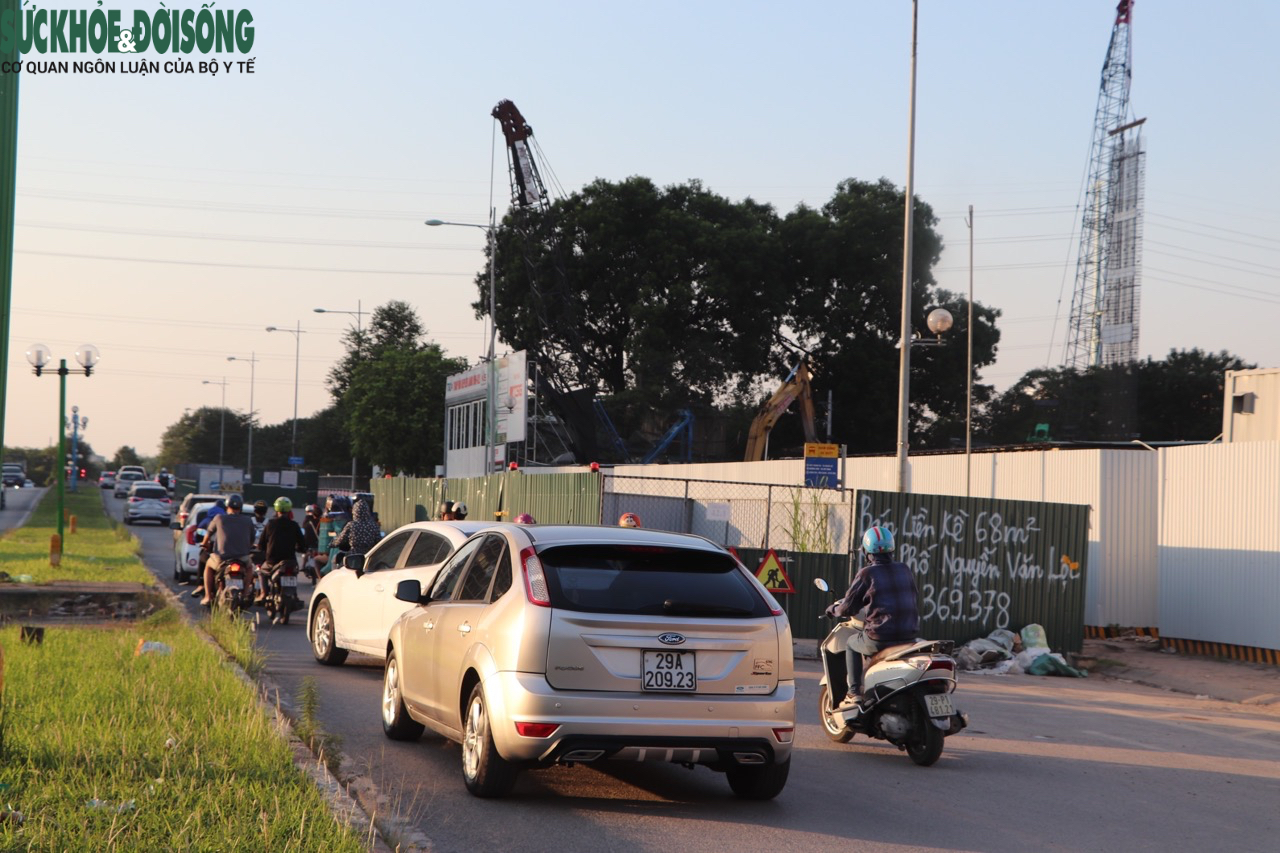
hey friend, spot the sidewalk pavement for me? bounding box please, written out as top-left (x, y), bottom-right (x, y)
top-left (794, 634), bottom-right (1280, 710)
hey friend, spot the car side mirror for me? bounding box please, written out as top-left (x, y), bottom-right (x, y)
top-left (395, 579), bottom-right (429, 604)
top-left (343, 553), bottom-right (366, 575)
top-left (814, 578), bottom-right (829, 592)
top-left (170, 520), bottom-right (181, 530)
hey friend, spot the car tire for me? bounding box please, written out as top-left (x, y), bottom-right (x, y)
top-left (726, 755), bottom-right (790, 800)
top-left (461, 683), bottom-right (519, 798)
top-left (381, 652), bottom-right (424, 741)
top-left (309, 599), bottom-right (347, 666)
top-left (817, 684), bottom-right (855, 743)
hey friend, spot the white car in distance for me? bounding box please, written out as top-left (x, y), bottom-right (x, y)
top-left (308, 521), bottom-right (489, 664)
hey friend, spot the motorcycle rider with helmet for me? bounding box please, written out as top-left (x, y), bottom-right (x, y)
top-left (334, 495), bottom-right (381, 558)
top-left (824, 526), bottom-right (920, 709)
top-left (199, 494), bottom-right (256, 606)
top-left (254, 496), bottom-right (307, 604)
top-left (513, 513), bottom-right (536, 524)
top-left (619, 512), bottom-right (642, 528)
top-left (301, 503), bottom-right (325, 580)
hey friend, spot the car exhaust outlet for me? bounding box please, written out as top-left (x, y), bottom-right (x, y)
top-left (733, 752), bottom-right (766, 765)
top-left (561, 750), bottom-right (605, 763)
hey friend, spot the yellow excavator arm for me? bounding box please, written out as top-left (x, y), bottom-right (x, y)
top-left (744, 360), bottom-right (818, 462)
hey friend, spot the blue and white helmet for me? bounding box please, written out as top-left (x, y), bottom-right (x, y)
top-left (861, 525), bottom-right (894, 554)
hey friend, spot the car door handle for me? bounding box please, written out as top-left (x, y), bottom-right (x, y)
top-left (457, 623), bottom-right (471, 634)
top-left (424, 620), bottom-right (435, 630)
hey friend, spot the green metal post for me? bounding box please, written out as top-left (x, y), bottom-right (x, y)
top-left (0, 0), bottom-right (22, 491)
top-left (56, 360), bottom-right (66, 549)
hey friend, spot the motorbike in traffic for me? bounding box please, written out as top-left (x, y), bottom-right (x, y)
top-left (212, 556), bottom-right (253, 614)
top-left (814, 578), bottom-right (967, 766)
top-left (259, 559), bottom-right (304, 625)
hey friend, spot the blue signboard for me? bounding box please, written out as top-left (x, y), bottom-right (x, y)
top-left (803, 442), bottom-right (840, 488)
top-left (288, 456), bottom-right (305, 466)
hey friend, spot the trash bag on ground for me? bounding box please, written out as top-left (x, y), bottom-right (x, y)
top-left (1025, 652), bottom-right (1088, 678)
top-left (1020, 623), bottom-right (1049, 651)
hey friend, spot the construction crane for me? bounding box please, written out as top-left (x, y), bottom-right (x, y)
top-left (1063, 0), bottom-right (1146, 370)
top-left (744, 360), bottom-right (818, 462)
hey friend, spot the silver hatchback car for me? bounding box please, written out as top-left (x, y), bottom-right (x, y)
top-left (382, 525), bottom-right (795, 799)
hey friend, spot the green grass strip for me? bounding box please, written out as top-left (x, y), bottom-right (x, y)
top-left (2, 489), bottom-right (152, 584)
top-left (0, 492), bottom-right (366, 850)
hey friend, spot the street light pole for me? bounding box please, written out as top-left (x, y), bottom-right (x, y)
top-left (266, 324), bottom-right (305, 464)
top-left (314, 302), bottom-right (364, 488)
top-left (426, 216), bottom-right (499, 473)
top-left (227, 353), bottom-right (258, 478)
top-left (27, 344), bottom-right (99, 554)
top-left (895, 0), bottom-right (920, 494)
top-left (202, 378), bottom-right (228, 466)
top-left (966, 205), bottom-right (975, 498)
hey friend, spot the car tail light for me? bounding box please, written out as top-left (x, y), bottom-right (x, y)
top-left (772, 727), bottom-right (794, 743)
top-left (179, 512), bottom-right (189, 526)
top-left (514, 721), bottom-right (559, 738)
top-left (185, 526), bottom-right (198, 546)
top-left (129, 497), bottom-right (142, 503)
top-left (161, 497), bottom-right (171, 504)
top-left (519, 546), bottom-right (551, 608)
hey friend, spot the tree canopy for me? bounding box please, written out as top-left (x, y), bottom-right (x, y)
top-left (980, 348), bottom-right (1253, 444)
top-left (484, 176), bottom-right (1002, 455)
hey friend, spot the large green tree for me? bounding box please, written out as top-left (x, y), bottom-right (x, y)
top-left (980, 348), bottom-right (1252, 444)
top-left (486, 177), bottom-right (788, 409)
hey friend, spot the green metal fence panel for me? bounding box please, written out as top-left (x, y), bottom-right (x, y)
top-left (0, 0), bottom-right (18, 473)
top-left (371, 473), bottom-right (603, 532)
top-left (505, 472), bottom-right (602, 525)
top-left (857, 489), bottom-right (1091, 653)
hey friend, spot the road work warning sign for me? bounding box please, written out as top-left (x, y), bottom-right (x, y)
top-left (754, 549), bottom-right (795, 594)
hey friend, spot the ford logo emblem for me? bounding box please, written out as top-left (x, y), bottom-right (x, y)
top-left (658, 633), bottom-right (685, 646)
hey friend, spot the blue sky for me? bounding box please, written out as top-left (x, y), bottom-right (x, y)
top-left (6, 0), bottom-right (1278, 458)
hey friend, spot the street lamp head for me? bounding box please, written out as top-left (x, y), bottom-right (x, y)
top-left (266, 326), bottom-right (278, 332)
top-left (313, 308), bottom-right (327, 313)
top-left (926, 308), bottom-right (954, 337)
top-left (26, 343), bottom-right (51, 373)
top-left (75, 344), bottom-right (100, 375)
top-left (424, 219), bottom-right (445, 226)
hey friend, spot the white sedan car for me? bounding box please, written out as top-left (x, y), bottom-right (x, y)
top-left (171, 501), bottom-right (218, 583)
top-left (308, 521), bottom-right (487, 665)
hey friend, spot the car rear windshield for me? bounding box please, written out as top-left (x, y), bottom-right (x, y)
top-left (134, 487), bottom-right (168, 499)
top-left (537, 544), bottom-right (772, 618)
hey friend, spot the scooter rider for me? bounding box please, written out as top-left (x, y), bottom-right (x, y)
top-left (254, 496), bottom-right (307, 602)
top-left (824, 526), bottom-right (920, 709)
top-left (199, 494), bottom-right (257, 606)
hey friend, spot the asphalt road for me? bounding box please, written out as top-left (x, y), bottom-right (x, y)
top-left (116, 492), bottom-right (1280, 853)
top-left (0, 485), bottom-right (44, 534)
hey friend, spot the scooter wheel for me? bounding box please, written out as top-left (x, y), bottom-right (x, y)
top-left (906, 720), bottom-right (944, 766)
top-left (817, 685), bottom-right (855, 743)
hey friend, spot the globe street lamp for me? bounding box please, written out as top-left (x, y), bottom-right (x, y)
top-left (313, 302), bottom-right (363, 488)
top-left (266, 323), bottom-right (305, 464)
top-left (426, 215), bottom-right (498, 472)
top-left (893, 306), bottom-right (953, 493)
top-left (227, 353), bottom-right (258, 478)
top-left (27, 343), bottom-right (99, 553)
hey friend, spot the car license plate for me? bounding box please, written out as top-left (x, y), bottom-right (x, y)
top-left (281, 576), bottom-right (298, 587)
top-left (924, 694), bottom-right (954, 718)
top-left (642, 650), bottom-right (696, 692)
top-left (225, 578), bottom-right (244, 591)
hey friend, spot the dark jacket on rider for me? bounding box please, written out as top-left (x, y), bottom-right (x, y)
top-left (829, 553), bottom-right (920, 644)
top-left (334, 498), bottom-right (380, 556)
top-left (258, 516), bottom-right (307, 565)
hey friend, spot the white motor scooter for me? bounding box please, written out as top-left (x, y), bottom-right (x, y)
top-left (814, 579), bottom-right (967, 766)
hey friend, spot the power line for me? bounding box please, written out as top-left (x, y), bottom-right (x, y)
top-left (16, 220), bottom-right (481, 252)
top-left (16, 249), bottom-right (473, 277)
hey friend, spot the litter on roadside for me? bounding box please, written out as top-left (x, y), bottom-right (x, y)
top-left (955, 623), bottom-right (1087, 678)
top-left (134, 640), bottom-right (172, 656)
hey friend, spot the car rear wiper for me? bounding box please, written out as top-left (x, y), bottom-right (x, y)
top-left (662, 600), bottom-right (754, 617)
